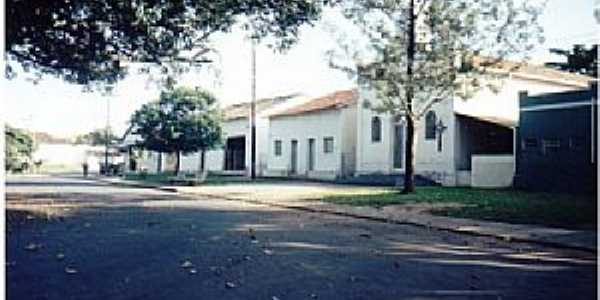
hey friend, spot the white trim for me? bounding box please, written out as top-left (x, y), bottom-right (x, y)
top-left (520, 100), bottom-right (594, 112)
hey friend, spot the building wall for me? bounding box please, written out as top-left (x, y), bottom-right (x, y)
top-left (515, 86), bottom-right (597, 194)
top-left (186, 97), bottom-right (311, 176)
top-left (356, 77), bottom-right (586, 186)
top-left (340, 105), bottom-right (358, 176)
top-left (355, 87), bottom-right (457, 185)
top-left (471, 155), bottom-right (515, 188)
top-left (266, 109), bottom-right (351, 179)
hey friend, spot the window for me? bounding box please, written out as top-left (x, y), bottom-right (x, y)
top-left (569, 137), bottom-right (584, 151)
top-left (323, 137), bottom-right (334, 153)
top-left (274, 140), bottom-right (282, 156)
top-left (522, 138), bottom-right (538, 150)
top-left (425, 111), bottom-right (437, 140)
top-left (371, 116), bottom-right (382, 142)
top-left (542, 138), bottom-right (561, 155)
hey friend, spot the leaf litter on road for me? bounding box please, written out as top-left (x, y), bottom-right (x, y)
top-left (24, 243), bottom-right (42, 251)
top-left (65, 266), bottom-right (78, 274)
top-left (181, 260), bottom-right (194, 269)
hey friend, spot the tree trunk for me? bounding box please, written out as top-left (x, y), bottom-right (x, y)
top-left (174, 151), bottom-right (181, 176)
top-left (402, 0), bottom-right (416, 194)
top-left (200, 149), bottom-right (206, 172)
top-left (403, 116), bottom-right (416, 193)
top-left (157, 152), bottom-right (162, 173)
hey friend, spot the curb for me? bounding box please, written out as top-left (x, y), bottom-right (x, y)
top-left (94, 177), bottom-right (597, 253)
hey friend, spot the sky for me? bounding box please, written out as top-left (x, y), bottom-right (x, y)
top-left (3, 0), bottom-right (598, 138)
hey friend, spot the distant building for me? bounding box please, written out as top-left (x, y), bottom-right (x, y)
top-left (515, 83), bottom-right (598, 194)
top-left (265, 90), bottom-right (358, 180)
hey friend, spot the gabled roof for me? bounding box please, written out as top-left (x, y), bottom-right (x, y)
top-left (269, 89), bottom-right (358, 118)
top-left (473, 57), bottom-right (595, 88)
top-left (223, 93), bottom-right (301, 121)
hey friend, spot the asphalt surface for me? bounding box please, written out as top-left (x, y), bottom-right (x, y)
top-left (5, 175), bottom-right (598, 300)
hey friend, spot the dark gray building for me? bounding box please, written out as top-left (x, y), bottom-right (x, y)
top-left (515, 83), bottom-right (598, 194)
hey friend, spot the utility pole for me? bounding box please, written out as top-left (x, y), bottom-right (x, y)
top-left (250, 35), bottom-right (257, 180)
top-left (402, 0), bottom-right (416, 193)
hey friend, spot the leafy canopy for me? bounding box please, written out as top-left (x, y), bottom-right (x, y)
top-left (547, 44), bottom-right (598, 77)
top-left (74, 128), bottom-right (119, 146)
top-left (5, 126), bottom-right (36, 171)
top-left (328, 0), bottom-right (545, 120)
top-left (130, 86), bottom-right (223, 155)
top-left (6, 0), bottom-right (333, 86)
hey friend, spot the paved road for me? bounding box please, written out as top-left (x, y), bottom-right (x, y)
top-left (6, 175), bottom-right (597, 300)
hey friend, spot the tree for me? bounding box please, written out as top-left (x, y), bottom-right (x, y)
top-left (328, 0), bottom-right (544, 193)
top-left (74, 128), bottom-right (119, 146)
top-left (130, 86), bottom-right (222, 175)
top-left (6, 0), bottom-right (333, 86)
top-left (546, 45), bottom-right (598, 77)
top-left (5, 126), bottom-right (36, 172)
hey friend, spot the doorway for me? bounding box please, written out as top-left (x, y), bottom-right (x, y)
top-left (393, 124), bottom-right (404, 170)
top-left (290, 140), bottom-right (298, 174)
top-left (307, 138), bottom-right (316, 172)
top-left (224, 136), bottom-right (246, 171)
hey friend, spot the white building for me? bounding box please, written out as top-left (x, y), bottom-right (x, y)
top-left (120, 94), bottom-right (306, 175)
top-left (198, 94), bottom-right (307, 176)
top-left (265, 90), bottom-right (358, 180)
top-left (356, 61), bottom-right (593, 187)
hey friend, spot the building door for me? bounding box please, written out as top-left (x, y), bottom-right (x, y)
top-left (290, 140), bottom-right (298, 174)
top-left (225, 136), bottom-right (246, 171)
top-left (393, 124), bottom-right (404, 169)
top-left (307, 138), bottom-right (315, 172)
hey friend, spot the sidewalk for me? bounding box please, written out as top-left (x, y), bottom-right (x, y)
top-left (93, 176), bottom-right (598, 252)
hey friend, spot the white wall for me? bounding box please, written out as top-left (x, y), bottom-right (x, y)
top-left (471, 155), bottom-right (515, 188)
top-left (267, 109), bottom-right (351, 179)
top-left (355, 88), bottom-right (456, 184)
top-left (356, 77), bottom-right (586, 186)
top-left (184, 97), bottom-right (312, 175)
top-left (453, 76), bottom-right (584, 125)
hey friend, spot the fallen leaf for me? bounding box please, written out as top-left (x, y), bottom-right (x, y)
top-left (181, 260), bottom-right (194, 269)
top-left (65, 267), bottom-right (78, 274)
top-left (225, 282), bottom-right (237, 289)
top-left (24, 243), bottom-right (41, 251)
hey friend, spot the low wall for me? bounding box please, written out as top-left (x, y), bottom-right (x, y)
top-left (471, 155), bottom-right (514, 188)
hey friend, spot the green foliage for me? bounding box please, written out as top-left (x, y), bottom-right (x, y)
top-left (5, 126), bottom-right (36, 172)
top-left (329, 0), bottom-right (545, 120)
top-left (6, 0), bottom-right (333, 86)
top-left (547, 44), bottom-right (598, 77)
top-left (75, 128), bottom-right (119, 146)
top-left (130, 86), bottom-right (223, 172)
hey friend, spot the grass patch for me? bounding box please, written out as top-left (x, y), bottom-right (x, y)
top-left (123, 172), bottom-right (279, 186)
top-left (322, 187), bottom-right (597, 229)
